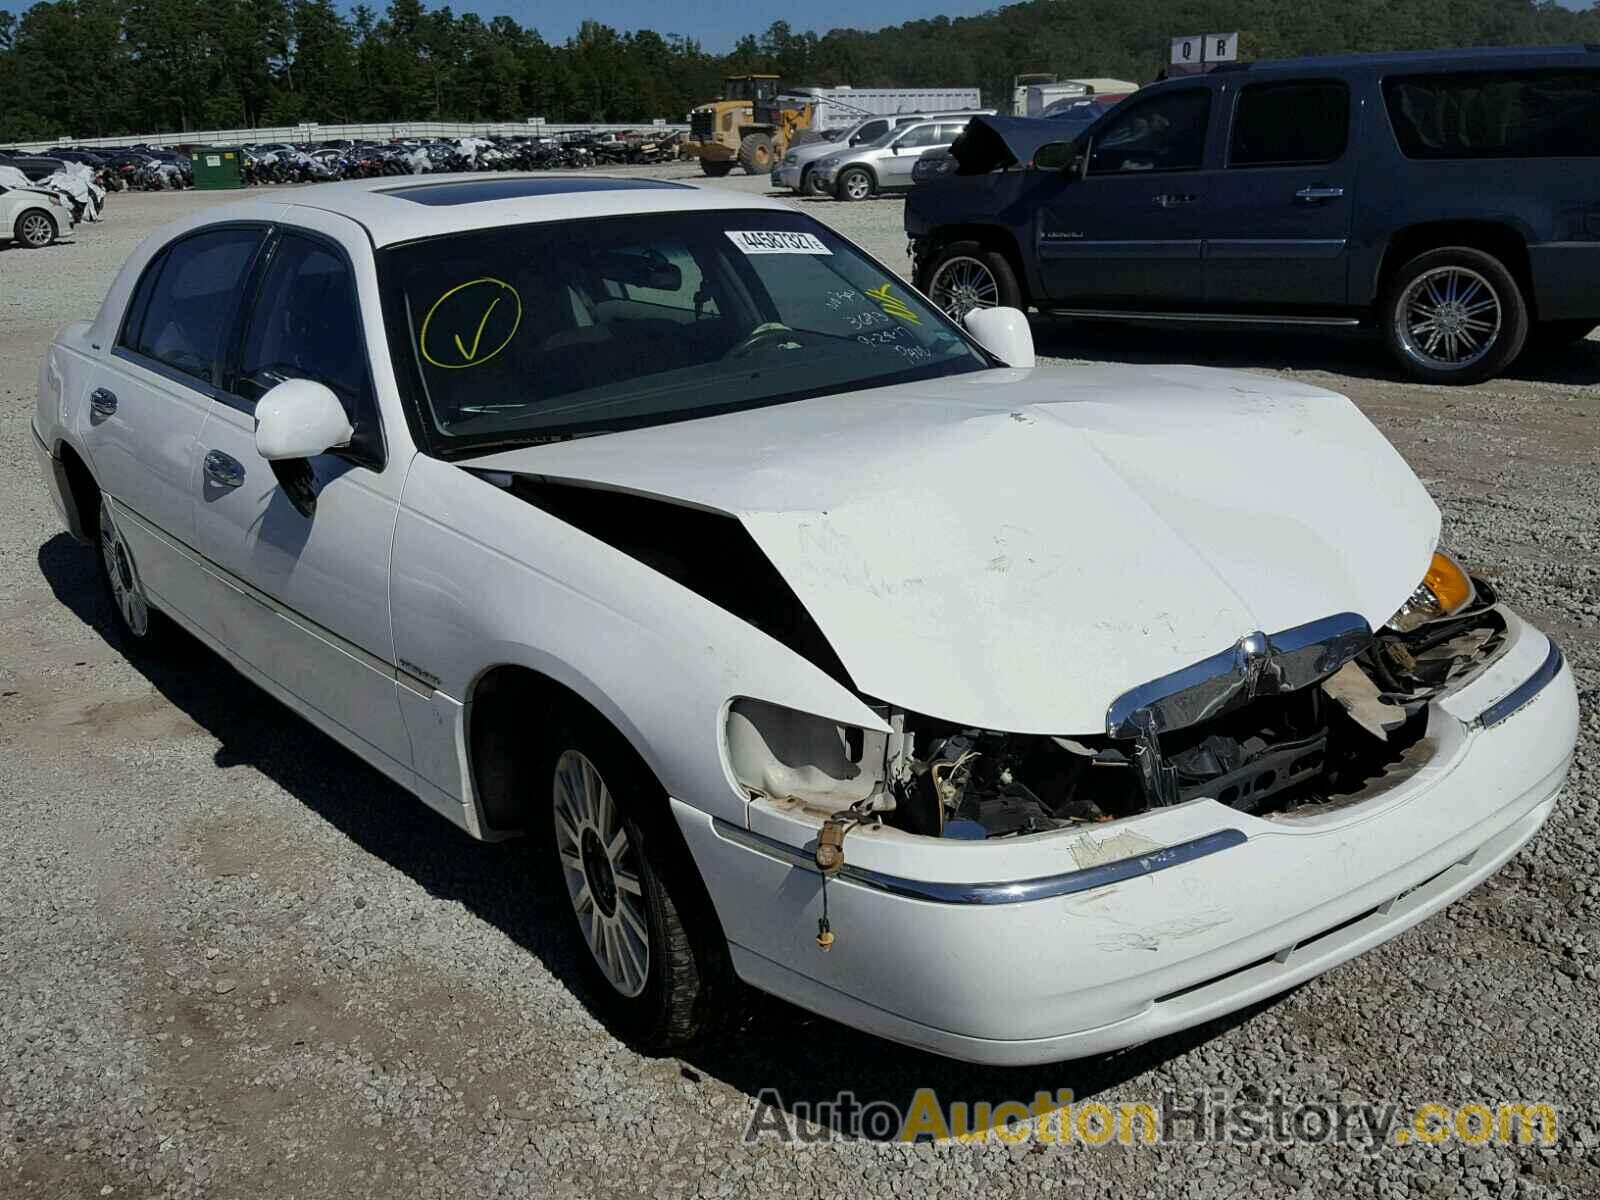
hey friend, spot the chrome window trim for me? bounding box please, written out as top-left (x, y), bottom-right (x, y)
top-left (713, 819), bottom-right (1247, 905)
top-left (1475, 639), bottom-right (1564, 730)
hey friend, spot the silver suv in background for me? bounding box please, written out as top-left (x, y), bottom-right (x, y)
top-left (773, 110), bottom-right (990, 196)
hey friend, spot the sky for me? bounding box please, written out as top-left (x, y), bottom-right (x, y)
top-left (439, 0), bottom-right (1004, 49)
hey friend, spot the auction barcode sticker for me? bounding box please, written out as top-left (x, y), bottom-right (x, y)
top-left (726, 230), bottom-right (832, 255)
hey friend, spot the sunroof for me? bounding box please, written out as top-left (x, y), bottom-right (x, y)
top-left (385, 176), bottom-right (691, 206)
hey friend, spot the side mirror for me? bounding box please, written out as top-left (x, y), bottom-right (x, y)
top-left (1033, 141), bottom-right (1078, 172)
top-left (964, 306), bottom-right (1035, 369)
top-left (254, 378), bottom-right (353, 462)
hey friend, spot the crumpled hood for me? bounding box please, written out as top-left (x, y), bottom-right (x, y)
top-left (464, 364), bottom-right (1439, 734)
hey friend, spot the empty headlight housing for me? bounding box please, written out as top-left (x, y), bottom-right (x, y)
top-left (725, 699), bottom-right (887, 812)
top-left (1387, 549), bottom-right (1477, 633)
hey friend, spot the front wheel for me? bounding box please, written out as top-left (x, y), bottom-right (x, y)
top-left (801, 167), bottom-right (827, 197)
top-left (921, 241), bottom-right (1024, 320)
top-left (545, 713), bottom-right (729, 1047)
top-left (14, 208), bottom-right (57, 249)
top-left (835, 167), bottom-right (873, 202)
top-left (1381, 246), bottom-right (1528, 385)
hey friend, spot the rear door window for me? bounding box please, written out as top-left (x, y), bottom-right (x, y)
top-left (1383, 70), bottom-right (1600, 159)
top-left (1230, 81), bottom-right (1350, 167)
top-left (895, 124), bottom-right (939, 149)
top-left (121, 226), bottom-right (265, 384)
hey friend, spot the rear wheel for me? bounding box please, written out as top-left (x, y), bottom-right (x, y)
top-left (737, 132), bottom-right (774, 175)
top-left (699, 160), bottom-right (733, 178)
top-left (97, 492), bottom-right (166, 647)
top-left (922, 240), bottom-right (1023, 319)
top-left (14, 208), bottom-right (57, 249)
top-left (544, 711), bottom-right (729, 1048)
top-left (1381, 246), bottom-right (1528, 385)
top-left (836, 166), bottom-right (873, 202)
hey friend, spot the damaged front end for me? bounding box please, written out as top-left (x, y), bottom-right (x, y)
top-left (727, 563), bottom-right (1507, 841)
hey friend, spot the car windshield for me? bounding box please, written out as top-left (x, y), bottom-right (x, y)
top-left (378, 209), bottom-right (989, 455)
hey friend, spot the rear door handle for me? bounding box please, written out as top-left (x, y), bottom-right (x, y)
top-left (1295, 186), bottom-right (1345, 202)
top-left (89, 387), bottom-right (117, 418)
top-left (1153, 193), bottom-right (1198, 208)
top-left (203, 450), bottom-right (245, 489)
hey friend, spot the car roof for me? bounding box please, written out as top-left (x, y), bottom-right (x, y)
top-left (207, 172), bottom-right (799, 247)
top-left (1162, 42), bottom-right (1596, 82)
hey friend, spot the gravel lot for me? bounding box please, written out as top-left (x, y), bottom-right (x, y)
top-left (1, 165), bottom-right (1596, 1200)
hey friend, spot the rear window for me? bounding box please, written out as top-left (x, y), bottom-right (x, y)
top-left (1230, 81), bottom-right (1349, 167)
top-left (1383, 69), bottom-right (1600, 159)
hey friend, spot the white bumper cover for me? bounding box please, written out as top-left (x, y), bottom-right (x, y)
top-left (673, 609), bottom-right (1577, 1064)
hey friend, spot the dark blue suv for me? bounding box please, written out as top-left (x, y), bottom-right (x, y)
top-left (905, 44), bottom-right (1600, 383)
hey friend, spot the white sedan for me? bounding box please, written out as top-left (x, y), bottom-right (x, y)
top-left (33, 175), bottom-right (1577, 1065)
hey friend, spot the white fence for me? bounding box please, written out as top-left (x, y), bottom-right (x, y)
top-left (10, 119), bottom-right (684, 154)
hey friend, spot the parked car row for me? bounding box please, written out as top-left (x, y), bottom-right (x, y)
top-left (904, 43), bottom-right (1600, 384)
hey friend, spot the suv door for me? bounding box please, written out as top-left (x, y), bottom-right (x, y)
top-left (1033, 85), bottom-right (1214, 304)
top-left (188, 223), bottom-right (413, 775)
top-left (878, 122), bottom-right (942, 189)
top-left (1203, 78), bottom-right (1357, 306)
top-left (78, 224), bottom-right (266, 614)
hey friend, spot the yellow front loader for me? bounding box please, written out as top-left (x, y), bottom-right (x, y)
top-left (683, 75), bottom-right (820, 176)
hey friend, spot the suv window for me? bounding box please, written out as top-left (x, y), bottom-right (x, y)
top-left (120, 227), bottom-right (264, 384)
top-left (1088, 88), bottom-right (1212, 174)
top-left (895, 124), bottom-right (939, 149)
top-left (1384, 70), bottom-right (1600, 159)
top-left (936, 122), bottom-right (969, 142)
top-left (851, 119), bottom-right (888, 144)
top-left (236, 232), bottom-right (379, 461)
top-left (1230, 81), bottom-right (1349, 167)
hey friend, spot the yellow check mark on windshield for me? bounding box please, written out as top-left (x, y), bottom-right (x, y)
top-left (453, 295), bottom-right (502, 362)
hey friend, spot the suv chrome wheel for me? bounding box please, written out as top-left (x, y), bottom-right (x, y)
top-left (929, 255), bottom-right (1000, 319)
top-left (553, 749), bottom-right (650, 998)
top-left (1395, 265), bottom-right (1501, 370)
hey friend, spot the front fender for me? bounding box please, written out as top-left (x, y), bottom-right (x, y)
top-left (391, 454), bottom-right (885, 826)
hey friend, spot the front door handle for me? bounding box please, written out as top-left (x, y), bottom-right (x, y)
top-left (89, 387), bottom-right (117, 418)
top-left (203, 449), bottom-right (245, 489)
top-left (1153, 193), bottom-right (1198, 208)
top-left (1295, 186), bottom-right (1345, 202)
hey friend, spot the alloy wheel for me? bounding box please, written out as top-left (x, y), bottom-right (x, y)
top-left (19, 212), bottom-right (54, 247)
top-left (842, 172), bottom-right (871, 201)
top-left (99, 505), bottom-right (149, 637)
top-left (552, 749), bottom-right (650, 998)
top-left (929, 255), bottom-right (1000, 319)
top-left (1395, 265), bottom-right (1501, 371)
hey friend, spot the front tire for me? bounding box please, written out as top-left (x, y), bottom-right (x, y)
top-left (835, 167), bottom-right (873, 202)
top-left (1381, 246), bottom-right (1528, 385)
top-left (801, 167), bottom-right (827, 197)
top-left (921, 240), bottom-right (1024, 319)
top-left (545, 712), bottom-right (728, 1048)
top-left (14, 208), bottom-right (57, 249)
top-left (737, 132), bottom-right (774, 175)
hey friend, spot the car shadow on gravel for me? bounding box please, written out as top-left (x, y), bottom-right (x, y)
top-left (40, 530), bottom-right (1289, 1135)
top-left (1029, 316), bottom-right (1600, 388)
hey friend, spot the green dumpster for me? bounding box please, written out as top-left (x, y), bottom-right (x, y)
top-left (190, 148), bottom-right (244, 190)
